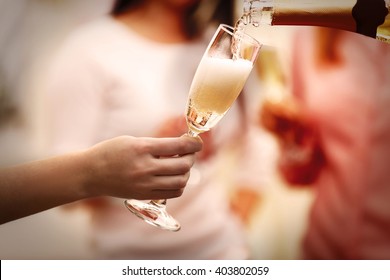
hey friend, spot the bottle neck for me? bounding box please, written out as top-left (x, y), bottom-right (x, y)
top-left (243, 0), bottom-right (390, 41)
top-left (352, 0), bottom-right (389, 38)
top-left (243, 0), bottom-right (274, 26)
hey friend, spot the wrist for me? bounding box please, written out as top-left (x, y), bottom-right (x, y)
top-left (74, 148), bottom-right (100, 200)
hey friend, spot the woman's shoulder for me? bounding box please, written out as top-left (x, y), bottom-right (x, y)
top-left (59, 16), bottom-right (126, 51)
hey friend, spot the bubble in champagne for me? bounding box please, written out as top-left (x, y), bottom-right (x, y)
top-left (232, 17), bottom-right (247, 60)
top-left (242, 0), bottom-right (251, 25)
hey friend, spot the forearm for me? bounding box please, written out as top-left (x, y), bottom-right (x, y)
top-left (0, 151), bottom-right (90, 224)
top-left (0, 135), bottom-right (203, 225)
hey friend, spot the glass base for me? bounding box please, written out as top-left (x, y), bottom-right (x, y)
top-left (124, 199), bottom-right (181, 232)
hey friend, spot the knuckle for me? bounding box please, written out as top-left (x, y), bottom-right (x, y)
top-left (179, 137), bottom-right (200, 153)
top-left (177, 140), bottom-right (189, 152)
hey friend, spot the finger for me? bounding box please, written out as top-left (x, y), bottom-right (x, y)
top-left (126, 172), bottom-right (189, 200)
top-left (149, 172), bottom-right (191, 190)
top-left (147, 136), bottom-right (202, 157)
top-left (150, 188), bottom-right (185, 199)
top-left (151, 154), bottom-right (195, 175)
top-left (129, 188), bottom-right (184, 200)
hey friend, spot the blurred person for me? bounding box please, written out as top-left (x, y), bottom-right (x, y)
top-left (0, 135), bottom-right (202, 225)
top-left (39, 0), bottom-right (263, 259)
top-left (260, 27), bottom-right (390, 259)
top-left (0, 0), bottom-right (201, 253)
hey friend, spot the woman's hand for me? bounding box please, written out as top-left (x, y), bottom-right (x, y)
top-left (84, 135), bottom-right (203, 200)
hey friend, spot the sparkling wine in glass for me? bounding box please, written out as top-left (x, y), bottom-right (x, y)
top-left (125, 24), bottom-right (261, 231)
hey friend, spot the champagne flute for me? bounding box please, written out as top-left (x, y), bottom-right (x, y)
top-left (125, 24), bottom-right (261, 231)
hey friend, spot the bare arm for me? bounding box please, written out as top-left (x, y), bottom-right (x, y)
top-left (0, 135), bottom-right (202, 224)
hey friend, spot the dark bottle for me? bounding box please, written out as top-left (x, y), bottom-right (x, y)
top-left (241, 0), bottom-right (389, 42)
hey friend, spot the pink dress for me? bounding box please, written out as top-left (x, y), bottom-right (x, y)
top-left (292, 27), bottom-right (390, 259)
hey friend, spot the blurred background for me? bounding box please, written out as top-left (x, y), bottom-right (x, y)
top-left (2, 0), bottom-right (375, 259)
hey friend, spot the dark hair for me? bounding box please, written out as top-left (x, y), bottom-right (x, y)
top-left (111, 0), bottom-right (234, 37)
top-left (111, 0), bottom-right (141, 15)
top-left (211, 0), bottom-right (234, 26)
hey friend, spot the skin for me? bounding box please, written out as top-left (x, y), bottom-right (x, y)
top-left (0, 135), bottom-right (202, 225)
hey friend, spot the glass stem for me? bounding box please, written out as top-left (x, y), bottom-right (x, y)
top-left (187, 130), bottom-right (199, 137)
top-left (152, 199), bottom-right (166, 206)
